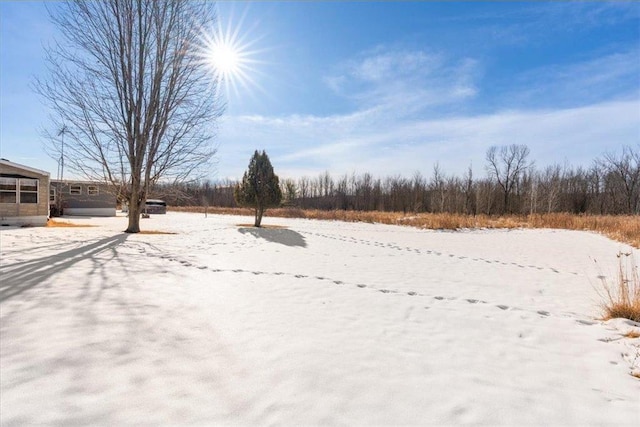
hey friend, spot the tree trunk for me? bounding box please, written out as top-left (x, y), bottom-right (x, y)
top-left (126, 198), bottom-right (142, 233)
top-left (504, 190), bottom-right (509, 214)
top-left (254, 205), bottom-right (264, 227)
top-left (126, 179), bottom-right (142, 233)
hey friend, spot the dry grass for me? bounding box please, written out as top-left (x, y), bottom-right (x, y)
top-left (526, 214), bottom-right (640, 249)
top-left (46, 219), bottom-right (95, 228)
top-left (598, 252), bottom-right (640, 323)
top-left (623, 330), bottom-right (640, 339)
top-left (171, 207), bottom-right (640, 248)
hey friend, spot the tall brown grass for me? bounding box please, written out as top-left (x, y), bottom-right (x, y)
top-left (170, 207), bottom-right (640, 248)
top-left (597, 252), bottom-right (640, 323)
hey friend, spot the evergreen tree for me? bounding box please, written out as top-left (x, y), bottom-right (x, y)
top-left (234, 150), bottom-right (282, 227)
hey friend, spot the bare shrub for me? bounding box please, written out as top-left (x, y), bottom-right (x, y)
top-left (597, 252), bottom-right (640, 323)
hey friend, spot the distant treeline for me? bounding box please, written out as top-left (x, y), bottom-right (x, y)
top-left (152, 144), bottom-right (640, 216)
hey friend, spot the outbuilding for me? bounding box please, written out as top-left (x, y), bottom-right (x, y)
top-left (0, 159), bottom-right (50, 226)
top-left (144, 199), bottom-right (167, 214)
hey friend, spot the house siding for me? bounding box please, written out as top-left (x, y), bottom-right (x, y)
top-left (50, 181), bottom-right (117, 216)
top-left (0, 161), bottom-right (50, 226)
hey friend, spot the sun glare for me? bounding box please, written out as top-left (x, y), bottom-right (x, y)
top-left (195, 11), bottom-right (263, 101)
top-left (210, 43), bottom-right (240, 77)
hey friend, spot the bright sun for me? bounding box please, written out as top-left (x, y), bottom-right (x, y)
top-left (196, 16), bottom-right (262, 100)
top-left (210, 43), bottom-right (240, 77)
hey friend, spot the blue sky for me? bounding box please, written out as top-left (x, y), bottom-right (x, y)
top-left (1, 1), bottom-right (638, 181)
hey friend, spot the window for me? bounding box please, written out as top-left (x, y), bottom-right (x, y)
top-left (19, 179), bottom-right (38, 204)
top-left (50, 188), bottom-right (56, 202)
top-left (0, 177), bottom-right (17, 203)
top-left (0, 178), bottom-right (39, 204)
top-left (87, 185), bottom-right (99, 196)
top-left (70, 184), bottom-right (82, 195)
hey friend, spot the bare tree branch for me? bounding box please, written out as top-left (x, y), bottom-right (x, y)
top-left (36, 0), bottom-right (223, 232)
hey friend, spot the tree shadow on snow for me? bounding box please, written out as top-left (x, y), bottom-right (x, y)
top-left (0, 234), bottom-right (129, 302)
top-left (238, 227), bottom-right (307, 248)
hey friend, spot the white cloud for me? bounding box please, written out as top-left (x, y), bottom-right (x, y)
top-left (507, 49), bottom-right (640, 108)
top-left (324, 46), bottom-right (480, 113)
top-left (215, 99), bottom-right (639, 181)
top-left (213, 44), bottom-right (638, 182)
top-left (350, 50), bottom-right (440, 82)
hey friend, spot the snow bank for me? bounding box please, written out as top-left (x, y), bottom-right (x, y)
top-left (1, 212), bottom-right (638, 425)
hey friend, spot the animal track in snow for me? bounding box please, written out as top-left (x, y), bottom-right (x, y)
top-left (143, 249), bottom-right (576, 323)
top-left (303, 230), bottom-right (578, 275)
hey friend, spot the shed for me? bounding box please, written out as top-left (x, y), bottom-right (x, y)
top-left (144, 199), bottom-right (167, 214)
top-left (0, 159), bottom-right (50, 226)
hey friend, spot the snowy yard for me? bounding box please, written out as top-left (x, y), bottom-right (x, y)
top-left (1, 212), bottom-right (639, 426)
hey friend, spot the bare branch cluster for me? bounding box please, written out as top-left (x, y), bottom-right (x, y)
top-left (37, 0), bottom-right (223, 232)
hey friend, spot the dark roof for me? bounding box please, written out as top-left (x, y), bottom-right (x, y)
top-left (0, 173), bottom-right (38, 179)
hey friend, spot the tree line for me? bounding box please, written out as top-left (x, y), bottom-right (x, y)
top-left (154, 144), bottom-right (640, 216)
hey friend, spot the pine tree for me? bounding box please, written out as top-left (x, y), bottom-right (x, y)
top-left (234, 150), bottom-right (282, 227)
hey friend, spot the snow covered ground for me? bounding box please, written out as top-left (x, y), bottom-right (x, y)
top-left (1, 212), bottom-right (639, 426)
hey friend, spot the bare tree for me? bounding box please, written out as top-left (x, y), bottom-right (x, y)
top-left (485, 144), bottom-right (532, 214)
top-left (335, 174), bottom-right (349, 210)
top-left (537, 164), bottom-right (563, 214)
top-left (587, 162), bottom-right (605, 214)
top-left (37, 0), bottom-right (223, 232)
top-left (462, 164), bottom-right (476, 215)
top-left (430, 163), bottom-right (446, 213)
top-left (411, 171), bottom-right (426, 212)
top-left (600, 145), bottom-right (640, 214)
top-left (281, 178), bottom-right (297, 206)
